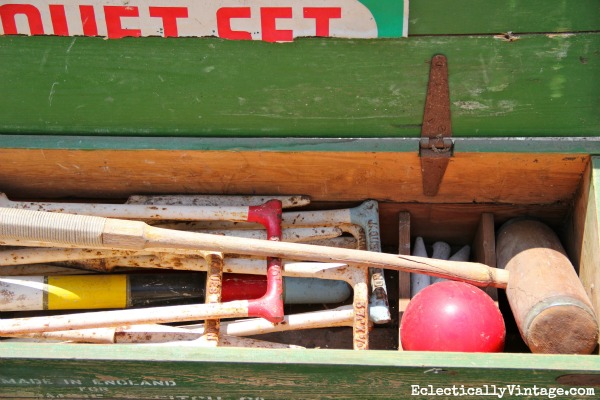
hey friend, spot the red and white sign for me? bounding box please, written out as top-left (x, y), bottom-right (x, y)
top-left (0, 0), bottom-right (383, 41)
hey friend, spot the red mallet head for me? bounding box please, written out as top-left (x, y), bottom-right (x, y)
top-left (400, 281), bottom-right (505, 352)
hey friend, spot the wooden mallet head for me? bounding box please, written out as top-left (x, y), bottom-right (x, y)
top-left (496, 218), bottom-right (599, 354)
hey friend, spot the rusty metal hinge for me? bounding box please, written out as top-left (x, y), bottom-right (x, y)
top-left (420, 54), bottom-right (454, 196)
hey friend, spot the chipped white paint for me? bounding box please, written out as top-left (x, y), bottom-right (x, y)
top-left (454, 100), bottom-right (490, 111)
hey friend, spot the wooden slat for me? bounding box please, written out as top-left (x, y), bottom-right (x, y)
top-left (472, 213), bottom-right (498, 301)
top-left (397, 212), bottom-right (411, 351)
top-left (0, 33), bottom-right (599, 138)
top-left (409, 0), bottom-right (600, 35)
top-left (472, 213), bottom-right (496, 268)
top-left (3, 136), bottom-right (600, 154)
top-left (0, 149), bottom-right (587, 207)
top-left (0, 343), bottom-right (599, 399)
top-left (569, 157), bottom-right (600, 334)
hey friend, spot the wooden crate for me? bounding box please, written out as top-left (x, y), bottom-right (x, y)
top-left (0, 141), bottom-right (598, 398)
top-left (1, 0), bottom-right (599, 398)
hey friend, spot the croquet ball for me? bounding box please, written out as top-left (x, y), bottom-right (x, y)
top-left (400, 281), bottom-right (505, 352)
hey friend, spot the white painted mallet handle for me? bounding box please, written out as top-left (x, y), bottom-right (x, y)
top-left (0, 207), bottom-right (509, 288)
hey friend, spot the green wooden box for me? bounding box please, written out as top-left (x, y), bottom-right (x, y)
top-left (1, 1), bottom-right (599, 399)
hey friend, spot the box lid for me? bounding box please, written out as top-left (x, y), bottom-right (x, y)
top-left (0, 0), bottom-right (598, 143)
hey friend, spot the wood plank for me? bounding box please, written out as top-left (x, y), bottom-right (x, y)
top-left (3, 135), bottom-right (600, 154)
top-left (564, 158), bottom-right (591, 271)
top-left (409, 0), bottom-right (600, 35)
top-left (0, 33), bottom-right (599, 138)
top-left (397, 212), bottom-right (411, 350)
top-left (0, 149), bottom-right (587, 207)
top-left (472, 213), bottom-right (498, 301)
top-left (0, 343), bottom-right (598, 399)
top-left (472, 213), bottom-right (496, 268)
top-left (571, 157), bottom-right (600, 334)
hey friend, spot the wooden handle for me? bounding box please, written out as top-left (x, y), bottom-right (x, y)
top-left (0, 207), bottom-right (509, 288)
top-left (0, 300), bottom-right (250, 335)
top-left (143, 225), bottom-right (508, 288)
top-left (0, 207), bottom-right (106, 247)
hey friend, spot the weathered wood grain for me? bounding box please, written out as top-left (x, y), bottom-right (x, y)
top-left (569, 157), bottom-right (600, 335)
top-left (0, 33), bottom-right (598, 138)
top-left (0, 1), bottom-right (598, 390)
top-left (0, 149), bottom-right (587, 206)
top-left (472, 213), bottom-right (498, 301)
top-left (409, 0), bottom-right (600, 34)
top-left (0, 344), bottom-right (598, 399)
top-left (397, 211), bottom-right (411, 350)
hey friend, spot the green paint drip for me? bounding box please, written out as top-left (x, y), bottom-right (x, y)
top-left (358, 0), bottom-right (406, 37)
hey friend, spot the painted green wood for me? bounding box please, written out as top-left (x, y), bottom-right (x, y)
top-left (409, 0), bottom-right (600, 35)
top-left (1, 33), bottom-right (599, 139)
top-left (0, 343), bottom-right (598, 399)
top-left (2, 135), bottom-right (600, 154)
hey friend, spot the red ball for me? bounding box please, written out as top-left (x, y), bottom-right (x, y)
top-left (400, 281), bottom-right (505, 352)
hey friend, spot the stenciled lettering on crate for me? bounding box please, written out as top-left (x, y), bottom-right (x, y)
top-left (0, 0), bottom-right (408, 41)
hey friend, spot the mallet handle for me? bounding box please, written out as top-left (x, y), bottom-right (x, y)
top-left (0, 301), bottom-right (250, 335)
top-left (0, 208), bottom-right (509, 288)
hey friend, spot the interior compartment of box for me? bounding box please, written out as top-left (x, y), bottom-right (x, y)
top-left (0, 148), bottom-right (596, 353)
